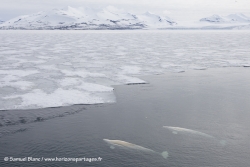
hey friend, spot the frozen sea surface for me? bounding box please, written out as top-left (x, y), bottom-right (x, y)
top-left (0, 30), bottom-right (250, 110)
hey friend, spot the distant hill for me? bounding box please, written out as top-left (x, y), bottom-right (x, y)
top-left (1, 7), bottom-right (250, 30)
top-left (0, 6), bottom-right (176, 30)
top-left (200, 13), bottom-right (250, 23)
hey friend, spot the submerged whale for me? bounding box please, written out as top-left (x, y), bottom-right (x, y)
top-left (103, 139), bottom-right (169, 159)
top-left (163, 126), bottom-right (227, 146)
top-left (163, 126), bottom-right (214, 138)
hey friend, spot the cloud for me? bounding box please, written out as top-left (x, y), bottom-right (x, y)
top-left (163, 10), bottom-right (171, 15)
top-left (0, 0), bottom-right (250, 21)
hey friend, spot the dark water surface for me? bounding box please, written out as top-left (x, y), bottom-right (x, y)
top-left (0, 67), bottom-right (250, 167)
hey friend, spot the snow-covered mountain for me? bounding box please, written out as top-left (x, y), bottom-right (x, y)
top-left (168, 13), bottom-right (250, 29)
top-left (0, 6), bottom-right (176, 30)
top-left (136, 12), bottom-right (176, 27)
top-left (0, 20), bottom-right (4, 24)
top-left (200, 13), bottom-right (250, 23)
top-left (200, 15), bottom-right (226, 23)
top-left (2, 7), bottom-right (250, 30)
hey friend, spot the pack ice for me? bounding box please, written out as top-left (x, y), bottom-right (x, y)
top-left (0, 30), bottom-right (250, 110)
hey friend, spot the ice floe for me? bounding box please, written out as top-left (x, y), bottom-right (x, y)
top-left (0, 31), bottom-right (250, 110)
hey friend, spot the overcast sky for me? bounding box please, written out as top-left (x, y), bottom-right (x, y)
top-left (1, 0), bottom-right (250, 21)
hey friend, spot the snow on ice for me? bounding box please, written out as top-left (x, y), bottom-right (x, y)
top-left (0, 30), bottom-right (250, 110)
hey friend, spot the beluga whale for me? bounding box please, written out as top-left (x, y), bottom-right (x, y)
top-left (163, 126), bottom-right (214, 138)
top-left (103, 139), bottom-right (169, 159)
top-left (163, 126), bottom-right (227, 146)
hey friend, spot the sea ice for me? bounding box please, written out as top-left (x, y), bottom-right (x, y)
top-left (3, 88), bottom-right (108, 109)
top-left (0, 30), bottom-right (250, 110)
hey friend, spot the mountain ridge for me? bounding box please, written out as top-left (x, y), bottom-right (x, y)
top-left (200, 13), bottom-right (250, 23)
top-left (0, 6), bottom-right (176, 30)
top-left (1, 7), bottom-right (250, 30)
